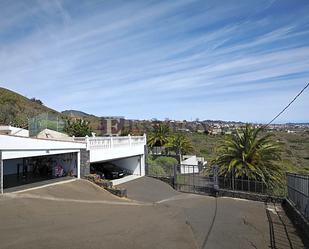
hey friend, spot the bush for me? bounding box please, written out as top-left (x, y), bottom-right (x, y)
top-left (84, 174), bottom-right (100, 182)
top-left (154, 156), bottom-right (178, 175)
top-left (148, 164), bottom-right (166, 176)
top-left (64, 119), bottom-right (92, 137)
top-left (84, 174), bottom-right (112, 188)
top-left (147, 156), bottom-right (178, 176)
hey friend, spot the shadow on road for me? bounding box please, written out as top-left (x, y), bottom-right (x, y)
top-left (265, 202), bottom-right (308, 249)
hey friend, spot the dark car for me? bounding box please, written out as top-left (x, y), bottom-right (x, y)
top-left (91, 163), bottom-right (126, 180)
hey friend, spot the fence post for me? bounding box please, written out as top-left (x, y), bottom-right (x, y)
top-left (213, 165), bottom-right (219, 191)
top-left (173, 164), bottom-right (177, 189)
top-left (128, 134), bottom-right (132, 147)
top-left (85, 135), bottom-right (89, 150)
top-left (110, 136), bottom-right (113, 148)
top-left (0, 150), bottom-right (3, 194)
top-left (193, 165), bottom-right (195, 192)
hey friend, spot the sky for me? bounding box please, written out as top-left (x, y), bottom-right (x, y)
top-left (0, 0), bottom-right (309, 123)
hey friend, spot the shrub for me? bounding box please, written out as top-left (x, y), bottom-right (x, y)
top-left (148, 164), bottom-right (166, 176)
top-left (153, 156), bottom-right (178, 175)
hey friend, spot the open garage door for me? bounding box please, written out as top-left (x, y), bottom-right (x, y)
top-left (2, 152), bottom-right (78, 191)
top-left (111, 156), bottom-right (144, 176)
top-left (90, 155), bottom-right (145, 183)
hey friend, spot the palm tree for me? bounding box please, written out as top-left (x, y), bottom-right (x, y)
top-left (212, 124), bottom-right (282, 187)
top-left (166, 133), bottom-right (194, 161)
top-left (147, 123), bottom-right (170, 148)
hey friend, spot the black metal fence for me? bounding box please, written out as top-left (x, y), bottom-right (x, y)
top-left (218, 177), bottom-right (268, 194)
top-left (146, 161), bottom-right (297, 199)
top-left (175, 164), bottom-right (214, 194)
top-left (286, 173), bottom-right (309, 221)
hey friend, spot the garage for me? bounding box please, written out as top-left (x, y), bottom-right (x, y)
top-left (90, 155), bottom-right (145, 182)
top-left (3, 152), bottom-right (78, 190)
top-left (0, 134), bottom-right (87, 193)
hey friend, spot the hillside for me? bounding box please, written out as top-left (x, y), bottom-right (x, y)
top-left (187, 131), bottom-right (309, 174)
top-left (62, 110), bottom-right (95, 118)
top-left (0, 87), bottom-right (61, 128)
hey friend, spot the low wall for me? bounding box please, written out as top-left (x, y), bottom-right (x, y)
top-left (217, 189), bottom-right (283, 203)
top-left (282, 198), bottom-right (309, 242)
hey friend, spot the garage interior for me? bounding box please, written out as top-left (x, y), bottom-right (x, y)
top-left (3, 152), bottom-right (78, 190)
top-left (90, 155), bottom-right (143, 179)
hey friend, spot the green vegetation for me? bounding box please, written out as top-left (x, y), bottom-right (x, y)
top-left (186, 132), bottom-right (223, 161)
top-left (272, 131), bottom-right (309, 173)
top-left (63, 119), bottom-right (93, 137)
top-left (188, 130), bottom-right (309, 174)
top-left (147, 155), bottom-right (178, 176)
top-left (147, 123), bottom-right (170, 147)
top-left (166, 133), bottom-right (194, 156)
top-left (212, 125), bottom-right (283, 187)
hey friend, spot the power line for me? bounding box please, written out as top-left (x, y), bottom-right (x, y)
top-left (263, 82), bottom-right (309, 129)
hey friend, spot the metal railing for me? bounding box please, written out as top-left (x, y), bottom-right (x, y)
top-left (218, 177), bottom-right (268, 194)
top-left (286, 173), bottom-right (309, 220)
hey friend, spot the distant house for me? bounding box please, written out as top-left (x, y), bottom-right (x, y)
top-left (180, 155), bottom-right (207, 174)
top-left (0, 125), bottom-right (29, 137)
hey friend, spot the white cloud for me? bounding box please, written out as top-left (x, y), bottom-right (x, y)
top-left (0, 0), bottom-right (308, 122)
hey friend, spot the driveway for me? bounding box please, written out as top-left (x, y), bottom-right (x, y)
top-left (0, 177), bottom-right (306, 249)
top-left (120, 177), bottom-right (307, 249)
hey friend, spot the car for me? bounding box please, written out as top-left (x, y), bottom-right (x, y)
top-left (90, 163), bottom-right (126, 180)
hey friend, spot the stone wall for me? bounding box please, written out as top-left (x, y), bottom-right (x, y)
top-left (80, 149), bottom-right (90, 177)
top-left (217, 189), bottom-right (283, 203)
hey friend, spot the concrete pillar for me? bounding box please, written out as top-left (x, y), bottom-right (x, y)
top-left (213, 165), bottom-right (219, 191)
top-left (80, 149), bottom-right (90, 177)
top-left (0, 151), bottom-right (3, 194)
top-left (77, 151), bottom-right (81, 179)
top-left (139, 154), bottom-right (146, 176)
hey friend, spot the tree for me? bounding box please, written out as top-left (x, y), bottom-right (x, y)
top-left (212, 124), bottom-right (282, 187)
top-left (147, 123), bottom-right (170, 148)
top-left (30, 97), bottom-right (43, 105)
top-left (64, 119), bottom-right (93, 137)
top-left (166, 133), bottom-right (194, 160)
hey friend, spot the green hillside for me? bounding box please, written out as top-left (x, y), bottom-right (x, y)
top-left (187, 131), bottom-right (309, 174)
top-left (0, 87), bottom-right (61, 128)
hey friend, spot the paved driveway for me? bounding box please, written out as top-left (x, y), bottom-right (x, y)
top-left (120, 177), bottom-right (307, 249)
top-left (0, 177), bottom-right (306, 249)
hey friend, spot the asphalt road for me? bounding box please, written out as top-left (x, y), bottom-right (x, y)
top-left (0, 177), bottom-right (306, 249)
top-left (120, 177), bottom-right (307, 249)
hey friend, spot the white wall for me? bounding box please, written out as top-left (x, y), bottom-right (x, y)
top-left (110, 155), bottom-right (145, 176)
top-left (180, 155), bottom-right (199, 174)
top-left (0, 126), bottom-right (29, 137)
top-left (180, 165), bottom-right (199, 174)
top-left (90, 146), bottom-right (145, 163)
top-left (0, 135), bottom-right (85, 160)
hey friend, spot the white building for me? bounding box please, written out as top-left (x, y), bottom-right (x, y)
top-left (0, 134), bottom-right (147, 193)
top-left (180, 155), bottom-right (207, 174)
top-left (0, 125), bottom-right (29, 137)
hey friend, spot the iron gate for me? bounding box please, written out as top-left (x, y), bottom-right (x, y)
top-left (174, 164), bottom-right (216, 194)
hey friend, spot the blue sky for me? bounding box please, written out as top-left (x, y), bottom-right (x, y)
top-left (0, 0), bottom-right (309, 123)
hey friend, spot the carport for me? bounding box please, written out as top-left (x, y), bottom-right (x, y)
top-left (0, 135), bottom-right (86, 194)
top-left (110, 155), bottom-right (144, 176)
top-left (2, 152), bottom-right (78, 190)
top-left (90, 155), bottom-right (145, 184)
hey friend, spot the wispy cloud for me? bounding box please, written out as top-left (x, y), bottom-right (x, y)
top-left (0, 0), bottom-right (309, 122)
